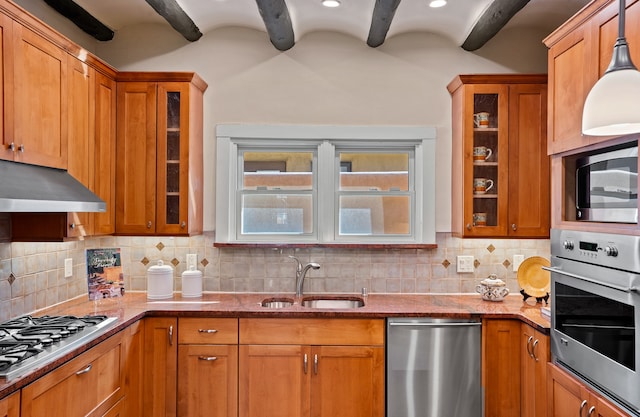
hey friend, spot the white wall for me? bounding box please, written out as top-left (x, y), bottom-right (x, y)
top-left (11, 3), bottom-right (551, 232)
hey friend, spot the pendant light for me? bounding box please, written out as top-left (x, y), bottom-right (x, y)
top-left (582, 0), bottom-right (640, 136)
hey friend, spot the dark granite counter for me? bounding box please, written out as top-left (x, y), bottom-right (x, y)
top-left (0, 291), bottom-right (550, 398)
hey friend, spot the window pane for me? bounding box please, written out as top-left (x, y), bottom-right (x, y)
top-left (339, 195), bottom-right (410, 235)
top-left (339, 152), bottom-right (409, 191)
top-left (241, 194), bottom-right (313, 234)
top-left (243, 151), bottom-right (313, 191)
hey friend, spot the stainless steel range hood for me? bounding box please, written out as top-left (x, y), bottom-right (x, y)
top-left (0, 160), bottom-right (106, 212)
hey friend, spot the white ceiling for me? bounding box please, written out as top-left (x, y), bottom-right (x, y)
top-left (70, 0), bottom-right (591, 46)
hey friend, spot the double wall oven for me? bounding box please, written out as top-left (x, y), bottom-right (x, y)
top-left (549, 229), bottom-right (640, 415)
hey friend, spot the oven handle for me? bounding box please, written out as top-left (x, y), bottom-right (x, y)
top-left (542, 266), bottom-right (638, 293)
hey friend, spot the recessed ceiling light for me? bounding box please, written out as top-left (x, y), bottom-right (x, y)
top-left (429, 0), bottom-right (447, 7)
top-left (322, 0), bottom-right (341, 7)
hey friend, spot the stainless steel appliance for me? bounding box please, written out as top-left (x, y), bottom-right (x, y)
top-left (575, 142), bottom-right (638, 223)
top-left (0, 314), bottom-right (117, 380)
top-left (386, 318), bottom-right (482, 417)
top-left (549, 229), bottom-right (640, 415)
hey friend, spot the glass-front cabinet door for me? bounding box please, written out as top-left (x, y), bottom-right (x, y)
top-left (156, 82), bottom-right (190, 234)
top-left (464, 84), bottom-right (509, 236)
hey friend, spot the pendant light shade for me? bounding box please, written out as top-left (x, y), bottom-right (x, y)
top-left (582, 0), bottom-right (640, 136)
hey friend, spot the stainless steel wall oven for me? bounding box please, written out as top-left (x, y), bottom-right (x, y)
top-left (549, 229), bottom-right (640, 415)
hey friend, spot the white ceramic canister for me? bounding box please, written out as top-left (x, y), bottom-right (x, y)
top-left (182, 266), bottom-right (203, 298)
top-left (147, 260), bottom-right (174, 299)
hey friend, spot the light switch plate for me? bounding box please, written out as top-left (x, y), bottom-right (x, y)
top-left (64, 258), bottom-right (73, 278)
top-left (456, 255), bottom-right (475, 273)
top-left (513, 254), bottom-right (525, 272)
top-left (186, 254), bottom-right (197, 270)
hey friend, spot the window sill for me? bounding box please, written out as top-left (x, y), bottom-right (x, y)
top-left (213, 242), bottom-right (437, 250)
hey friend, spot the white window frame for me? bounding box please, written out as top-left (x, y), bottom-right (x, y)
top-left (215, 124), bottom-right (436, 245)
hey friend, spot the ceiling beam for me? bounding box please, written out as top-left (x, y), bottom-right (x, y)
top-left (367, 0), bottom-right (402, 48)
top-left (144, 0), bottom-right (202, 42)
top-left (255, 0), bottom-right (295, 51)
top-left (43, 0), bottom-right (114, 41)
top-left (461, 0), bottom-right (530, 51)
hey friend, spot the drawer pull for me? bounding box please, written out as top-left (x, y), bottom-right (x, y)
top-left (169, 325), bottom-right (174, 346)
top-left (76, 364), bottom-right (92, 375)
top-left (198, 356), bottom-right (217, 361)
top-left (198, 329), bottom-right (218, 334)
top-left (304, 354), bottom-right (308, 374)
top-left (313, 354), bottom-right (318, 375)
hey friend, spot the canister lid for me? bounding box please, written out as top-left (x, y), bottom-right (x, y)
top-left (148, 259), bottom-right (173, 273)
top-left (480, 274), bottom-right (505, 287)
top-left (182, 265), bottom-right (202, 278)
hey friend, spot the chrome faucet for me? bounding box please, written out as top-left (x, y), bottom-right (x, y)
top-left (289, 256), bottom-right (320, 297)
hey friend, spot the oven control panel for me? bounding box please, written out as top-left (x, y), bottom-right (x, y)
top-left (551, 229), bottom-right (640, 273)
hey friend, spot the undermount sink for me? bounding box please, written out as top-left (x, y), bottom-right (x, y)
top-left (301, 297), bottom-right (365, 309)
top-left (261, 298), bottom-right (294, 308)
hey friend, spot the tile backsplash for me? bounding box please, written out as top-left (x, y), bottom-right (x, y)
top-left (0, 232), bottom-right (549, 321)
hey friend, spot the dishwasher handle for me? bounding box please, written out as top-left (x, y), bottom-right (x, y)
top-left (388, 321), bottom-right (482, 327)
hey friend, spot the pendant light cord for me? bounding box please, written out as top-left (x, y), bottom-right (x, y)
top-left (606, 0), bottom-right (637, 73)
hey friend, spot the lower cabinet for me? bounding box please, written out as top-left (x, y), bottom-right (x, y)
top-left (547, 363), bottom-right (629, 417)
top-left (143, 317), bottom-right (178, 417)
top-left (483, 319), bottom-right (550, 417)
top-left (238, 318), bottom-right (385, 417)
top-left (177, 318), bottom-right (238, 417)
top-left (0, 392), bottom-right (19, 417)
top-left (521, 323), bottom-right (549, 417)
top-left (21, 330), bottom-right (125, 417)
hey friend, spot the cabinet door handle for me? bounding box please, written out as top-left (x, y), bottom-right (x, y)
top-left (198, 356), bottom-right (217, 361)
top-left (303, 353), bottom-right (308, 374)
top-left (313, 354), bottom-right (318, 375)
top-left (69, 223), bottom-right (76, 230)
top-left (587, 406), bottom-right (595, 417)
top-left (466, 223), bottom-right (472, 230)
top-left (526, 336), bottom-right (534, 358)
top-left (512, 224), bottom-right (517, 231)
top-left (580, 400), bottom-right (587, 417)
top-left (18, 144), bottom-right (24, 153)
top-left (75, 364), bottom-right (92, 375)
top-left (147, 221), bottom-right (152, 229)
top-left (7, 142), bottom-right (14, 152)
top-left (198, 329), bottom-right (218, 334)
top-left (532, 339), bottom-right (540, 361)
top-left (168, 325), bottom-right (174, 346)
top-left (181, 221), bottom-right (186, 228)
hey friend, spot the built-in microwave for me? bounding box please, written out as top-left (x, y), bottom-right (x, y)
top-left (576, 142), bottom-right (638, 223)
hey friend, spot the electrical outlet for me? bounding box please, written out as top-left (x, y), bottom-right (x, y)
top-left (513, 254), bottom-right (525, 272)
top-left (186, 254), bottom-right (197, 270)
top-left (64, 258), bottom-right (73, 278)
top-left (457, 255), bottom-right (475, 273)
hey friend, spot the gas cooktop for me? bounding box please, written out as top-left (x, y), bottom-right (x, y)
top-left (0, 314), bottom-right (118, 380)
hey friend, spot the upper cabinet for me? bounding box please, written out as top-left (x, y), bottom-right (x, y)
top-left (545, 0), bottom-right (640, 155)
top-left (447, 74), bottom-right (550, 238)
top-left (8, 22), bottom-right (68, 168)
top-left (116, 73), bottom-right (207, 236)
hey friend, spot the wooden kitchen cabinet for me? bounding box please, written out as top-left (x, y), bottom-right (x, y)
top-left (143, 317), bottom-right (177, 417)
top-left (545, 0), bottom-right (640, 155)
top-left (116, 73), bottom-right (206, 236)
top-left (483, 319), bottom-right (521, 417)
top-left (0, 391), bottom-right (19, 417)
top-left (239, 318), bottom-right (385, 417)
top-left (447, 75), bottom-right (549, 238)
top-left (21, 329), bottom-right (124, 417)
top-left (177, 318), bottom-right (238, 417)
top-left (122, 319), bottom-right (145, 417)
top-left (547, 363), bottom-right (630, 417)
top-left (10, 21), bottom-right (67, 169)
top-left (521, 323), bottom-right (549, 417)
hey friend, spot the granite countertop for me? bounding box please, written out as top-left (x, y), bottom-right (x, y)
top-left (0, 291), bottom-right (550, 398)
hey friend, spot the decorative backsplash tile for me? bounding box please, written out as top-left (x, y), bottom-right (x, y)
top-left (0, 232), bottom-right (550, 321)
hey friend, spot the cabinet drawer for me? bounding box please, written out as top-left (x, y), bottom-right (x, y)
top-left (21, 333), bottom-right (123, 417)
top-left (240, 318), bottom-right (384, 345)
top-left (178, 318), bottom-right (238, 344)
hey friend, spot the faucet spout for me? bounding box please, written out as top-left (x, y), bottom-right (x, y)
top-left (289, 257), bottom-right (320, 297)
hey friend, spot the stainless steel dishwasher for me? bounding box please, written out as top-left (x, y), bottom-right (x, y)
top-left (387, 318), bottom-right (482, 417)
